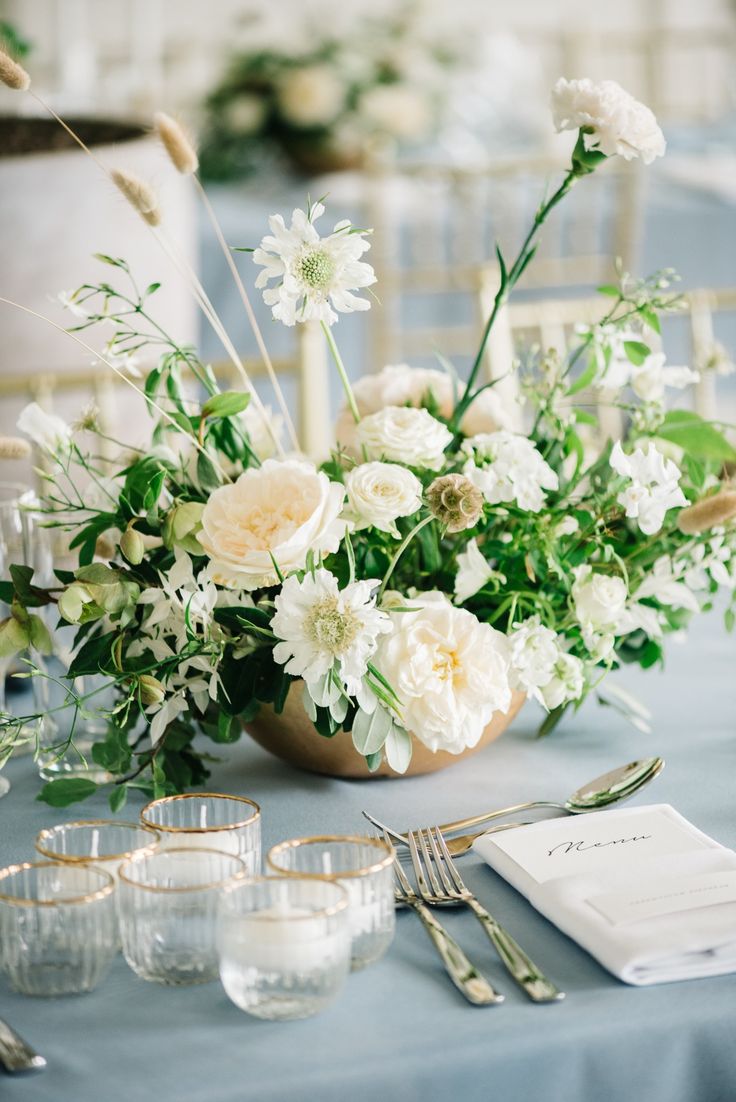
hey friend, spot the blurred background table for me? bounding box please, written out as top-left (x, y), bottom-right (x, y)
top-left (0, 605), bottom-right (734, 1102)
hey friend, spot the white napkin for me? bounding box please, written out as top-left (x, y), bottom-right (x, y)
top-left (473, 804), bottom-right (736, 985)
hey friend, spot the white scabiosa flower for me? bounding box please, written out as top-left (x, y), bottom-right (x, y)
top-left (197, 459), bottom-right (348, 589)
top-left (17, 402), bottom-right (71, 454)
top-left (271, 569), bottom-right (391, 700)
top-left (462, 431), bottom-right (559, 512)
top-left (356, 406), bottom-right (452, 470)
top-left (253, 202), bottom-right (375, 327)
top-left (610, 441), bottom-right (687, 535)
top-left (551, 77), bottom-right (666, 164)
top-left (344, 461), bottom-right (423, 537)
top-left (373, 592), bottom-right (512, 754)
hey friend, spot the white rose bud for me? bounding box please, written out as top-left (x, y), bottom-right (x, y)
top-left (344, 461), bottom-right (422, 537)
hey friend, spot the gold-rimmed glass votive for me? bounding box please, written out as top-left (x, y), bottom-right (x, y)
top-left (0, 861), bottom-right (117, 996)
top-left (35, 820), bottom-right (161, 879)
top-left (140, 793), bottom-right (261, 873)
top-left (267, 835), bottom-right (395, 970)
top-left (117, 847), bottom-right (247, 985)
top-left (218, 876), bottom-right (350, 1020)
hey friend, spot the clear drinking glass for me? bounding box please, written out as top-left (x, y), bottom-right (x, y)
top-left (0, 861), bottom-right (117, 996)
top-left (140, 793), bottom-right (261, 873)
top-left (218, 876), bottom-right (350, 1021)
top-left (0, 482), bottom-right (50, 797)
top-left (117, 847), bottom-right (247, 985)
top-left (35, 820), bottom-right (161, 879)
top-left (266, 835), bottom-right (395, 970)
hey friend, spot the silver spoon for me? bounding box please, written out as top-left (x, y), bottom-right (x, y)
top-left (363, 757), bottom-right (664, 856)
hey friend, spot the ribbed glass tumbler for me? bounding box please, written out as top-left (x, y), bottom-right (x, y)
top-left (117, 847), bottom-right (247, 985)
top-left (0, 861), bottom-right (117, 996)
top-left (140, 793), bottom-right (261, 873)
top-left (267, 835), bottom-right (395, 970)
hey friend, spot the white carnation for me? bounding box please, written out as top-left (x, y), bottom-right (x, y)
top-left (356, 406), bottom-right (452, 471)
top-left (344, 461), bottom-right (423, 537)
top-left (462, 431), bottom-right (559, 512)
top-left (374, 592), bottom-right (511, 754)
top-left (551, 77), bottom-right (665, 164)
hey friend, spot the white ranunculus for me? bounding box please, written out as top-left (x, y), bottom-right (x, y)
top-left (551, 77), bottom-right (665, 164)
top-left (356, 406), bottom-right (452, 471)
top-left (277, 65), bottom-right (345, 127)
top-left (462, 431), bottom-right (558, 512)
top-left (359, 83), bottom-right (432, 140)
top-left (197, 459), bottom-right (348, 589)
top-left (335, 363), bottom-right (515, 451)
top-left (454, 539), bottom-right (495, 602)
top-left (17, 402), bottom-right (71, 453)
top-left (344, 461), bottom-right (423, 537)
top-left (374, 592), bottom-right (512, 754)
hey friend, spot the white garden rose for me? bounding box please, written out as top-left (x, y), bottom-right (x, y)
top-left (356, 406), bottom-right (452, 471)
top-left (197, 459), bottom-right (348, 589)
top-left (344, 461), bottom-right (423, 537)
top-left (277, 65), bottom-right (345, 127)
top-left (374, 592), bottom-right (512, 754)
top-left (335, 363), bottom-right (515, 450)
top-left (551, 77), bottom-right (665, 164)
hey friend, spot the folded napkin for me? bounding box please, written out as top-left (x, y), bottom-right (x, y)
top-left (473, 804), bottom-right (736, 985)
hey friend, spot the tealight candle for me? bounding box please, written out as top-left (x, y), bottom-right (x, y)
top-left (218, 877), bottom-right (350, 1020)
top-left (266, 835), bottom-right (395, 970)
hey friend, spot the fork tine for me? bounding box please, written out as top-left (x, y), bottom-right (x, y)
top-left (417, 830), bottom-right (444, 895)
top-left (407, 831), bottom-right (432, 898)
top-left (426, 827), bottom-right (456, 894)
top-left (432, 827), bottom-right (468, 893)
top-left (381, 830), bottom-right (411, 894)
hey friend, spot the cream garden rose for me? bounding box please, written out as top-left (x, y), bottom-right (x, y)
top-left (335, 363), bottom-right (515, 450)
top-left (355, 406), bottom-right (452, 470)
top-left (374, 592), bottom-right (512, 754)
top-left (344, 461), bottom-right (423, 536)
top-left (197, 459), bottom-right (348, 589)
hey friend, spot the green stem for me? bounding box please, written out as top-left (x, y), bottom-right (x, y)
top-left (321, 322), bottom-right (360, 424)
top-left (378, 514), bottom-right (435, 599)
top-left (452, 169), bottom-right (577, 430)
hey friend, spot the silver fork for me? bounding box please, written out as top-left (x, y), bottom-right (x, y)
top-left (381, 830), bottom-right (504, 1007)
top-left (408, 827), bottom-right (565, 1004)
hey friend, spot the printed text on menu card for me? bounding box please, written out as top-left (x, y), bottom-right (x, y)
top-left (488, 807), bottom-right (712, 884)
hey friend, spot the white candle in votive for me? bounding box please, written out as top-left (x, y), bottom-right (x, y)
top-left (221, 904), bottom-right (342, 972)
top-left (343, 881), bottom-right (383, 937)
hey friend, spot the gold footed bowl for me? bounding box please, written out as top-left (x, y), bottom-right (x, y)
top-left (244, 685), bottom-right (527, 779)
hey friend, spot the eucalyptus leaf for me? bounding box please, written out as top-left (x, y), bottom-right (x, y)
top-left (351, 705), bottom-right (393, 755)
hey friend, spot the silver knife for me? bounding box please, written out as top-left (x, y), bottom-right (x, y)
top-left (0, 1018), bottom-right (46, 1073)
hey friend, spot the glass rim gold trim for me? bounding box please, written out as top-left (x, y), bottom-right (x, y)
top-left (266, 834), bottom-right (394, 880)
top-left (117, 846), bottom-right (248, 893)
top-left (221, 875), bottom-right (349, 920)
top-left (140, 792), bottom-right (261, 833)
top-left (0, 860), bottom-right (115, 906)
top-left (35, 819), bottom-right (162, 863)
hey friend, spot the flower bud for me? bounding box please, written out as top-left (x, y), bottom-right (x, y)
top-left (138, 674), bottom-right (166, 707)
top-left (120, 526), bottom-right (145, 565)
top-left (677, 490), bottom-right (736, 535)
top-left (58, 583), bottom-right (94, 624)
top-left (426, 474), bottom-right (484, 533)
top-left (162, 501), bottom-right (205, 554)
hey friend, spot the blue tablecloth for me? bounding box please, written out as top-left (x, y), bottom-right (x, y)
top-left (1, 606), bottom-right (735, 1102)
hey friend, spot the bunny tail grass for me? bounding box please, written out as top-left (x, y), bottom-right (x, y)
top-left (0, 46), bottom-right (30, 90)
top-left (111, 168), bottom-right (162, 226)
top-left (154, 112), bottom-right (199, 176)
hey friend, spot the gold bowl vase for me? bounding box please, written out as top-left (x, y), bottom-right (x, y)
top-left (244, 685), bottom-right (526, 779)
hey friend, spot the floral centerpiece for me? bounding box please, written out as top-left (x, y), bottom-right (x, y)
top-left (1, 58), bottom-right (735, 811)
top-left (198, 0), bottom-right (471, 178)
